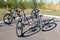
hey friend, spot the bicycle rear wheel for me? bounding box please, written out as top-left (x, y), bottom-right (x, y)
top-left (3, 14), bottom-right (13, 25)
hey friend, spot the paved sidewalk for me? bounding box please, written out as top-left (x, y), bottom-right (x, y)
top-left (0, 16), bottom-right (60, 40)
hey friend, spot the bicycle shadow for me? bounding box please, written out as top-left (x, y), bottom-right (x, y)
top-left (21, 25), bottom-right (41, 37)
top-left (20, 20), bottom-right (57, 37)
top-left (0, 23), bottom-right (13, 27)
top-left (42, 18), bottom-right (58, 32)
top-left (42, 22), bottom-right (57, 32)
top-left (0, 21), bottom-right (16, 27)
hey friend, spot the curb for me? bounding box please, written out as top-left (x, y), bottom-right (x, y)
top-left (0, 14), bottom-right (60, 24)
top-left (0, 21), bottom-right (3, 23)
top-left (43, 14), bottom-right (60, 18)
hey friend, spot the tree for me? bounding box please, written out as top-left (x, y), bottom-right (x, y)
top-left (38, 0), bottom-right (45, 9)
top-left (0, 0), bottom-right (7, 8)
top-left (6, 0), bottom-right (17, 9)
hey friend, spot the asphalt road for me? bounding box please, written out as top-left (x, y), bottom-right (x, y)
top-left (0, 16), bottom-right (60, 40)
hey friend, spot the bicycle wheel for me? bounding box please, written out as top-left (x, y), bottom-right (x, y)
top-left (42, 23), bottom-right (57, 31)
top-left (3, 14), bottom-right (13, 25)
top-left (16, 21), bottom-right (24, 37)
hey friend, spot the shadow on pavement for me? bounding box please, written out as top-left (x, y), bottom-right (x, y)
top-left (20, 19), bottom-right (58, 37)
top-left (0, 23), bottom-right (13, 27)
top-left (42, 22), bottom-right (57, 32)
top-left (41, 18), bottom-right (58, 32)
top-left (0, 25), bottom-right (2, 27)
top-left (0, 18), bottom-right (58, 37)
top-left (21, 25), bottom-right (41, 37)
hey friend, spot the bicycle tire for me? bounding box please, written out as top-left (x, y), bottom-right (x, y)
top-left (3, 14), bottom-right (13, 25)
top-left (16, 21), bottom-right (24, 37)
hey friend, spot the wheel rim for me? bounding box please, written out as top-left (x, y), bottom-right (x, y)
top-left (4, 14), bottom-right (12, 24)
top-left (16, 22), bottom-right (22, 36)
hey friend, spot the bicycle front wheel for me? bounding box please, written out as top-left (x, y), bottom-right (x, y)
top-left (16, 21), bottom-right (24, 37)
top-left (3, 14), bottom-right (13, 25)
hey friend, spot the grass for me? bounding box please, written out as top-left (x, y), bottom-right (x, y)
top-left (40, 9), bottom-right (60, 16)
top-left (0, 8), bottom-right (9, 21)
top-left (25, 9), bottom-right (60, 16)
top-left (0, 8), bottom-right (60, 21)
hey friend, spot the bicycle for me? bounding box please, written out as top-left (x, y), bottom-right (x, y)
top-left (3, 9), bottom-right (19, 25)
top-left (16, 10), bottom-right (57, 37)
top-left (16, 6), bottom-right (42, 37)
top-left (16, 9), bottom-right (29, 37)
top-left (16, 2), bottom-right (43, 37)
top-left (16, 3), bottom-right (57, 37)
